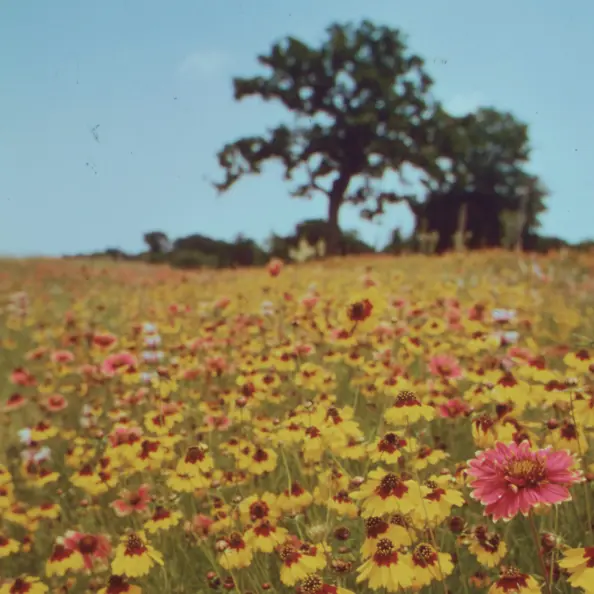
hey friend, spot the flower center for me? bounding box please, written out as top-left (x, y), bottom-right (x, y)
top-left (413, 543), bottom-right (438, 567)
top-left (347, 299), bottom-right (372, 322)
top-left (78, 535), bottom-right (98, 554)
top-left (395, 391), bottom-right (419, 407)
top-left (504, 457), bottom-right (547, 488)
top-left (301, 575), bottom-right (323, 594)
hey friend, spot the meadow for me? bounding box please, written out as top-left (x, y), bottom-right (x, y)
top-left (1, 251), bottom-right (594, 594)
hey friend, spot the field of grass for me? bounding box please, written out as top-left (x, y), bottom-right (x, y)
top-left (1, 251), bottom-right (594, 594)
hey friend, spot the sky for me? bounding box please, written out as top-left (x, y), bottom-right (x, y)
top-left (1, 0), bottom-right (593, 256)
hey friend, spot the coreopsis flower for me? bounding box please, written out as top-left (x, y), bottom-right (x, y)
top-left (564, 349), bottom-right (592, 373)
top-left (356, 538), bottom-right (413, 591)
top-left (414, 475), bottom-right (465, 524)
top-left (0, 534), bottom-right (20, 558)
top-left (545, 420), bottom-right (589, 455)
top-left (410, 542), bottom-right (454, 589)
top-left (176, 444), bottom-right (214, 474)
top-left (98, 575), bottom-right (141, 594)
top-left (351, 469), bottom-right (426, 517)
top-left (277, 482), bottom-right (313, 514)
top-left (45, 541), bottom-right (85, 577)
top-left (143, 506), bottom-right (182, 534)
top-left (217, 532), bottom-right (253, 570)
top-left (488, 567), bottom-right (541, 594)
top-left (327, 490), bottom-right (358, 518)
top-left (412, 445), bottom-right (449, 470)
top-left (237, 446), bottom-right (278, 475)
top-left (384, 391), bottom-right (435, 425)
top-left (468, 441), bottom-right (582, 521)
top-left (238, 492), bottom-right (280, 526)
top-left (367, 432), bottom-right (417, 465)
top-left (244, 520), bottom-right (288, 553)
top-left (165, 470), bottom-right (209, 493)
top-left (559, 547), bottom-right (594, 592)
top-left (360, 516), bottom-right (412, 558)
top-left (467, 526), bottom-right (508, 568)
top-left (0, 576), bottom-right (48, 594)
top-left (111, 532), bottom-right (163, 578)
top-left (298, 574), bottom-right (354, 594)
top-left (278, 542), bottom-right (326, 586)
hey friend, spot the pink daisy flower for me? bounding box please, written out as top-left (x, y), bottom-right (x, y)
top-left (101, 351), bottom-right (137, 376)
top-left (63, 531), bottom-right (112, 570)
top-left (111, 484), bottom-right (151, 517)
top-left (428, 354), bottom-right (463, 380)
top-left (467, 441), bottom-right (582, 521)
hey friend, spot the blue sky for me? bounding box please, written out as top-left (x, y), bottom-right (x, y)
top-left (1, 0), bottom-right (592, 256)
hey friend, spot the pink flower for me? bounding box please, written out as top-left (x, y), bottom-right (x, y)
top-left (111, 484), bottom-right (151, 517)
top-left (63, 531), bottom-right (111, 570)
top-left (190, 514), bottom-right (214, 539)
top-left (428, 354), bottom-right (463, 380)
top-left (10, 367), bottom-right (36, 387)
top-left (42, 393), bottom-right (68, 413)
top-left (101, 351), bottom-right (137, 376)
top-left (50, 350), bottom-right (75, 364)
top-left (204, 415), bottom-right (231, 431)
top-left (467, 441), bottom-right (582, 521)
top-left (438, 398), bottom-right (471, 419)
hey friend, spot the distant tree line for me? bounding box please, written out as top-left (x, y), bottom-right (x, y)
top-left (64, 223), bottom-right (594, 270)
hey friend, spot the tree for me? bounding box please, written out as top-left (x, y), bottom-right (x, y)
top-left (404, 108), bottom-right (548, 251)
top-left (143, 231), bottom-right (171, 254)
top-left (214, 20), bottom-right (443, 254)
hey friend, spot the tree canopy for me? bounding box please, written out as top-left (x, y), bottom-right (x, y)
top-left (215, 20), bottom-right (445, 253)
top-left (214, 19), bottom-right (549, 254)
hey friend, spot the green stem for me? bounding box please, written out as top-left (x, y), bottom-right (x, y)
top-left (528, 510), bottom-right (552, 594)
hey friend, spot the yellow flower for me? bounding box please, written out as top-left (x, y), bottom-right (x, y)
top-left (488, 567), bottom-right (541, 594)
top-left (559, 547), bottom-right (594, 593)
top-left (111, 532), bottom-right (163, 578)
top-left (0, 576), bottom-right (48, 594)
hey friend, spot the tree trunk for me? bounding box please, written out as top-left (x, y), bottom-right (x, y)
top-left (327, 196), bottom-right (342, 256)
top-left (326, 171), bottom-right (352, 256)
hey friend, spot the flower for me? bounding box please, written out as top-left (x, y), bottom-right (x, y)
top-left (467, 441), bottom-right (582, 521)
top-left (428, 354), bottom-right (462, 379)
top-left (45, 542), bottom-right (85, 577)
top-left (63, 531), bottom-right (112, 570)
top-left (111, 484), bottom-right (151, 517)
top-left (559, 547), bottom-right (594, 593)
top-left (101, 351), bottom-right (137, 376)
top-left (410, 542), bottom-right (454, 589)
top-left (111, 532), bottom-right (163, 578)
top-left (356, 538), bottom-right (413, 591)
top-left (0, 576), bottom-right (48, 594)
top-left (298, 574), bottom-right (353, 594)
top-left (488, 567), bottom-right (541, 594)
top-left (351, 468), bottom-right (426, 517)
top-left (97, 575), bottom-right (141, 594)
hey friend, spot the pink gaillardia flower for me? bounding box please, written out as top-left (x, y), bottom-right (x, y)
top-left (428, 354), bottom-right (463, 380)
top-left (63, 531), bottom-right (112, 570)
top-left (101, 351), bottom-right (137, 376)
top-left (111, 484), bottom-right (151, 517)
top-left (467, 441), bottom-right (582, 521)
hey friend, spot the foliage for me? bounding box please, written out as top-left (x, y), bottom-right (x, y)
top-left (214, 20), bottom-right (444, 253)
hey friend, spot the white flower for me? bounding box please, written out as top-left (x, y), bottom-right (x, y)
top-left (491, 308), bottom-right (516, 322)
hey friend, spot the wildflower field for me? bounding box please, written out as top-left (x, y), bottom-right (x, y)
top-left (2, 251), bottom-right (594, 594)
